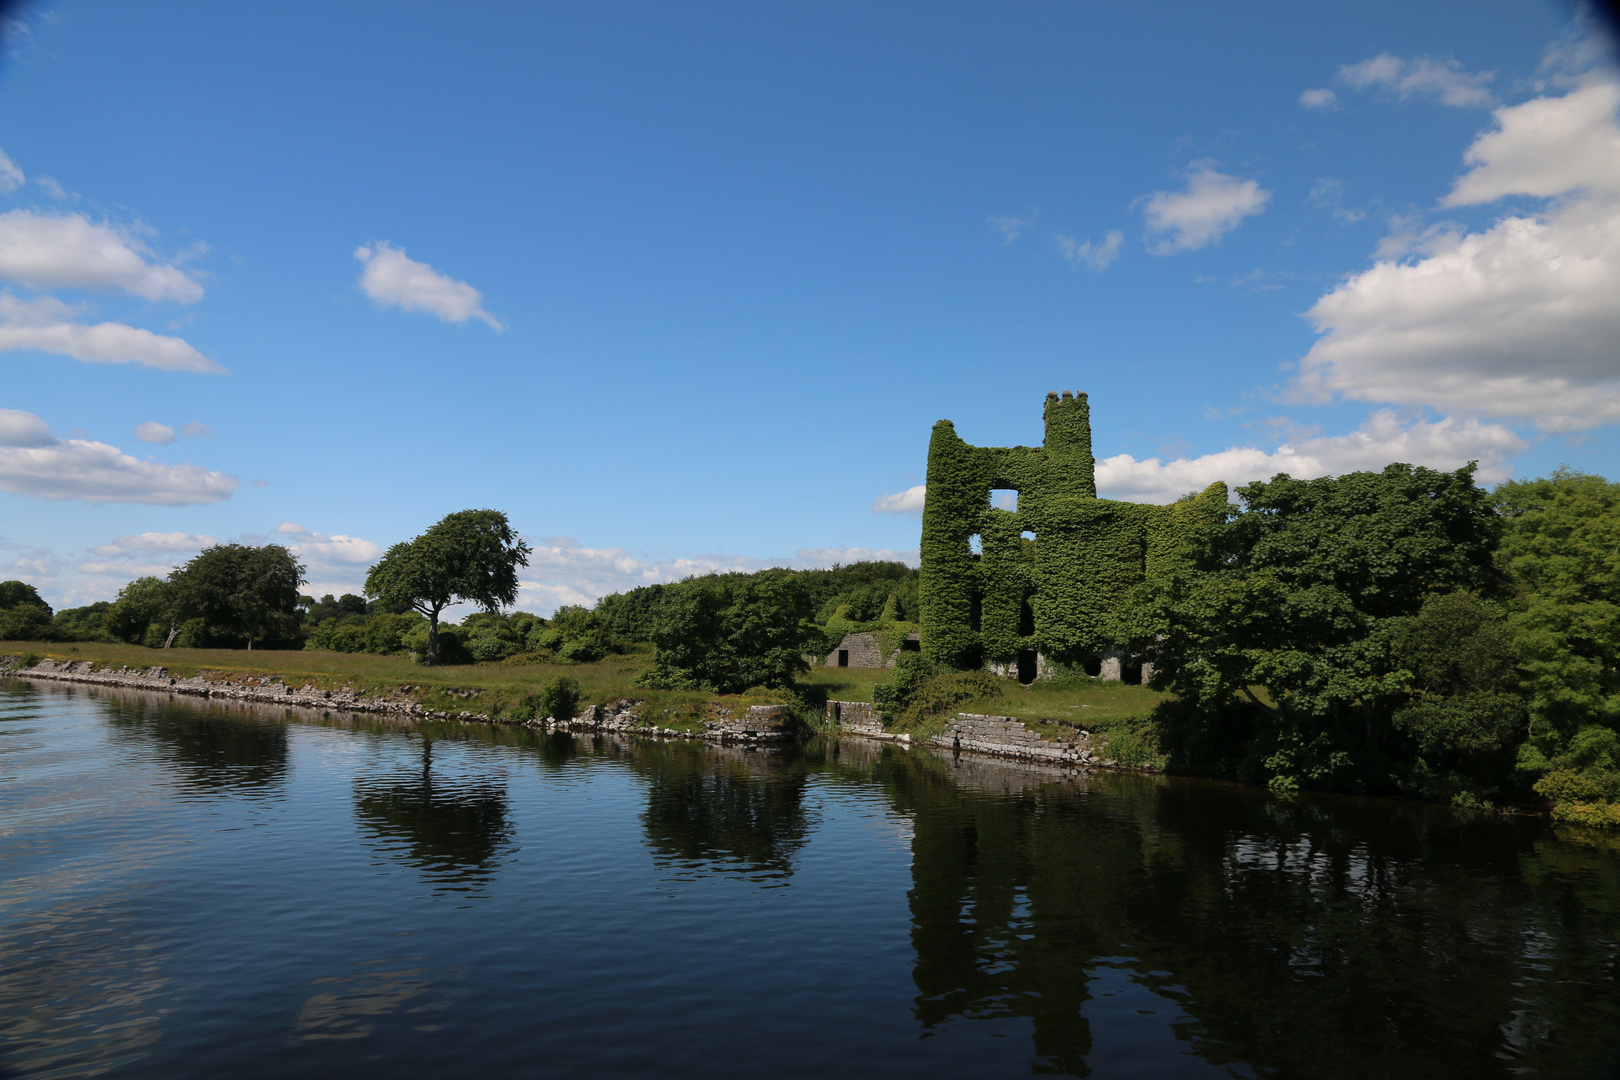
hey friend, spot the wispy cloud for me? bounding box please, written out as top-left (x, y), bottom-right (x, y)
top-left (988, 209), bottom-right (1038, 245)
top-left (1055, 230), bottom-right (1123, 271)
top-left (354, 241), bottom-right (502, 330)
top-left (0, 148), bottom-right (23, 193)
top-left (1336, 53), bottom-right (1496, 108)
top-left (1139, 167), bottom-right (1270, 253)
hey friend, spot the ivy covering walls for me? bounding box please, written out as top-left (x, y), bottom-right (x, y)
top-left (919, 392), bottom-right (1226, 670)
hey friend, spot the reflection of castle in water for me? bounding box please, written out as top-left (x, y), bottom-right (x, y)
top-left (828, 741), bottom-right (1620, 1080)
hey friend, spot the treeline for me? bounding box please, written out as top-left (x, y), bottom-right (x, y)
top-left (1, 544), bottom-right (305, 649)
top-left (1107, 465), bottom-right (1620, 827)
top-left (0, 508), bottom-right (915, 688)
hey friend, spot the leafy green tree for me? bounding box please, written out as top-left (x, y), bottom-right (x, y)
top-left (0, 580), bottom-right (53, 641)
top-left (0, 580), bottom-right (49, 611)
top-left (302, 593), bottom-right (370, 626)
top-left (168, 544), bottom-right (307, 649)
top-left (364, 509), bottom-right (531, 665)
top-left (51, 601), bottom-right (115, 642)
top-left (1131, 464), bottom-right (1500, 791)
top-left (1494, 469), bottom-right (1620, 763)
top-left (1388, 591), bottom-right (1525, 804)
top-left (106, 576), bottom-right (174, 644)
top-left (643, 570), bottom-right (816, 693)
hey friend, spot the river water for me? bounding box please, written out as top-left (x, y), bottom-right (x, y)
top-left (3, 678), bottom-right (1619, 1079)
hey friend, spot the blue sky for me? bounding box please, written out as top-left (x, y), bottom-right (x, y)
top-left (1, 0), bottom-right (1617, 613)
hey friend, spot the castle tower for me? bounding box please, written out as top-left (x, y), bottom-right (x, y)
top-left (918, 392), bottom-right (1227, 676)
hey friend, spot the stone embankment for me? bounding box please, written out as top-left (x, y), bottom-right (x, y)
top-left (823, 700), bottom-right (909, 741)
top-left (825, 700), bottom-right (1116, 768)
top-left (2, 657), bottom-right (792, 743)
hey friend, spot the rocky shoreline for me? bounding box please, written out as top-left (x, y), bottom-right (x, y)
top-left (2, 657), bottom-right (1119, 766)
top-left (0, 656), bottom-right (794, 743)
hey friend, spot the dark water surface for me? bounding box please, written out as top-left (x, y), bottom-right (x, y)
top-left (4, 679), bottom-right (1619, 1079)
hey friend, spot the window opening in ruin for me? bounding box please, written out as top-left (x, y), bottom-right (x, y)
top-left (1017, 649), bottom-right (1038, 685)
top-left (1019, 599), bottom-right (1035, 636)
top-left (1021, 530), bottom-right (1035, 542)
top-left (1122, 660), bottom-right (1142, 686)
top-left (900, 638), bottom-right (921, 652)
top-left (968, 533), bottom-right (982, 556)
top-left (991, 489), bottom-right (1018, 511)
top-left (1083, 655), bottom-right (1102, 678)
top-left (837, 650), bottom-right (849, 668)
top-left (969, 593), bottom-right (982, 632)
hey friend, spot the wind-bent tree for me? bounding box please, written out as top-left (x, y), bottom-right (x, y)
top-left (168, 544), bottom-right (307, 649)
top-left (364, 509), bottom-right (531, 665)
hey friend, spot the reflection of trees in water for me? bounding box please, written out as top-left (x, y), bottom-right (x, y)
top-left (100, 691), bottom-right (289, 794)
top-left (352, 737), bottom-right (514, 894)
top-left (631, 739), bottom-right (812, 878)
top-left (822, 741), bottom-right (1620, 1079)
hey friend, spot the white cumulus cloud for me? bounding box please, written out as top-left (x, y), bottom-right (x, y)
top-left (1443, 80), bottom-right (1620, 205)
top-left (1294, 79), bottom-right (1620, 431)
top-left (355, 242), bottom-right (502, 330)
top-left (0, 292), bottom-right (222, 373)
top-left (1140, 167), bottom-right (1270, 253)
top-left (181, 421), bottom-right (213, 438)
top-left (0, 210), bottom-right (204, 302)
top-left (135, 422), bottom-right (175, 444)
top-left (1056, 230), bottom-right (1123, 271)
top-left (1095, 412), bottom-right (1526, 504)
top-left (873, 485), bottom-right (927, 516)
top-left (1337, 53), bottom-right (1496, 108)
top-left (0, 409), bottom-right (54, 447)
top-left (1299, 88), bottom-right (1338, 109)
top-left (0, 409), bottom-right (237, 504)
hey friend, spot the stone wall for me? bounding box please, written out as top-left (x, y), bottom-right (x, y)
top-left (927, 713), bottom-right (1115, 767)
top-left (825, 699), bottom-right (886, 736)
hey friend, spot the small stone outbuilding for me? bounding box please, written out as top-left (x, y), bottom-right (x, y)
top-left (823, 631), bottom-right (921, 669)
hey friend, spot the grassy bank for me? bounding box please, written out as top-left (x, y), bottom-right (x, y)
top-left (0, 639), bottom-right (792, 731)
top-left (801, 664), bottom-right (1164, 724)
top-left (4, 641), bottom-right (1169, 754)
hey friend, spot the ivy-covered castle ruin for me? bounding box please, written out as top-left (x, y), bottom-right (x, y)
top-left (919, 391), bottom-right (1227, 681)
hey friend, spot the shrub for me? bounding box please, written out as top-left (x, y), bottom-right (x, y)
top-left (537, 675), bottom-right (581, 722)
top-left (401, 623), bottom-right (473, 665)
top-left (363, 612), bottom-right (422, 655)
top-left (174, 618), bottom-right (214, 649)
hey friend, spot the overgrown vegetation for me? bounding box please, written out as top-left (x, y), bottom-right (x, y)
top-left (10, 462), bottom-right (1620, 828)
